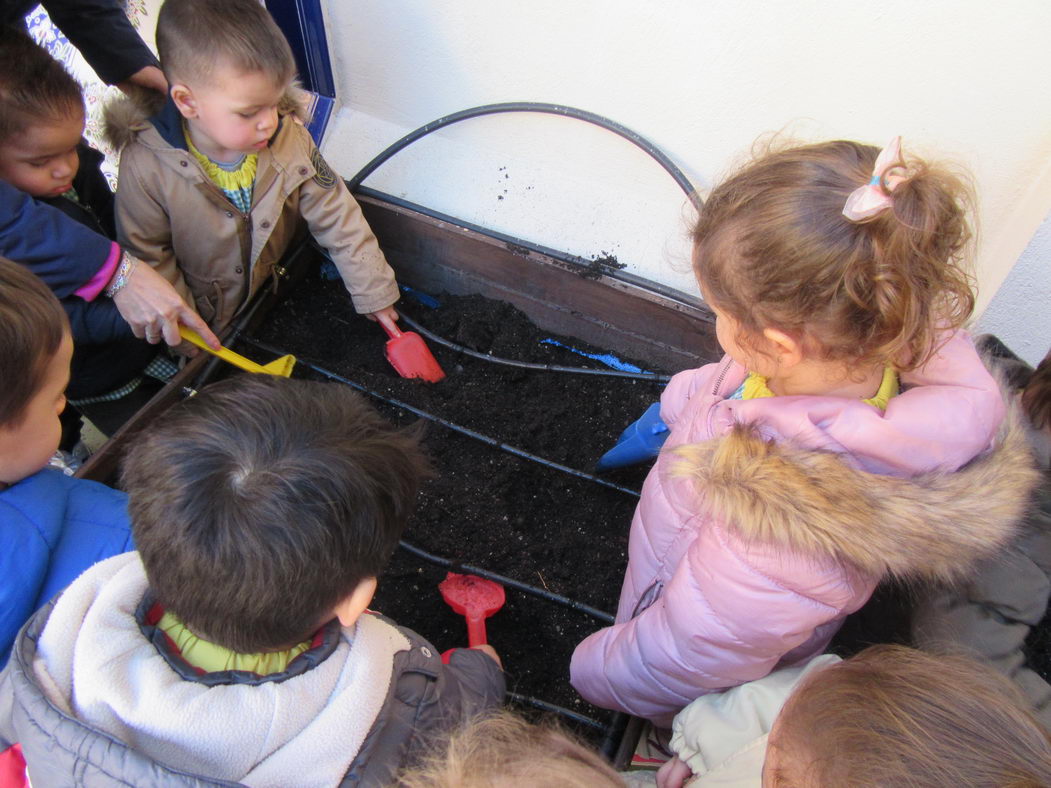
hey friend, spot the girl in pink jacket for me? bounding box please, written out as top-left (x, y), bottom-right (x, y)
top-left (570, 137), bottom-right (1038, 726)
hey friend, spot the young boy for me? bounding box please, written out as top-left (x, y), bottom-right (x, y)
top-left (106, 0), bottom-right (400, 334)
top-left (0, 258), bottom-right (133, 667)
top-left (0, 26), bottom-right (156, 401)
top-left (0, 375), bottom-right (505, 786)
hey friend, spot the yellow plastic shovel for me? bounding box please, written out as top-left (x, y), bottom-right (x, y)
top-left (179, 326), bottom-right (296, 377)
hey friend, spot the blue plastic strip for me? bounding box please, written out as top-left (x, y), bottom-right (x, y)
top-left (541, 339), bottom-right (651, 374)
top-left (399, 285), bottom-right (442, 309)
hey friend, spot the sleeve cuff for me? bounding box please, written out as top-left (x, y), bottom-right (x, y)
top-left (73, 243), bottom-right (122, 301)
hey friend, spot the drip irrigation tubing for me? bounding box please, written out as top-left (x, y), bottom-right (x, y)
top-left (347, 102), bottom-right (700, 210)
top-left (239, 337), bottom-right (641, 499)
top-left (397, 540), bottom-right (614, 624)
top-left (396, 312), bottom-right (672, 383)
top-left (507, 692), bottom-right (606, 730)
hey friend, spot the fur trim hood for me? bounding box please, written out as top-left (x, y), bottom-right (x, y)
top-left (103, 84), bottom-right (311, 152)
top-left (671, 405), bottom-right (1038, 583)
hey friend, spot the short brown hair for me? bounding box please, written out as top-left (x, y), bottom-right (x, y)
top-left (0, 25), bottom-right (84, 146)
top-left (395, 711), bottom-right (623, 788)
top-left (156, 0), bottom-right (295, 88)
top-left (0, 258), bottom-right (69, 427)
top-left (693, 138), bottom-right (976, 371)
top-left (773, 645), bottom-right (1051, 787)
top-left (123, 375), bottom-right (430, 652)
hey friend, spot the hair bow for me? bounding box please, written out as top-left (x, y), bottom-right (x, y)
top-left (842, 136), bottom-right (906, 222)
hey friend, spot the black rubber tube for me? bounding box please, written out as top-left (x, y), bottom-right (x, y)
top-left (397, 539), bottom-right (615, 624)
top-left (397, 312), bottom-right (672, 383)
top-left (347, 101), bottom-right (700, 209)
top-left (507, 692), bottom-right (606, 731)
top-left (239, 337), bottom-right (641, 499)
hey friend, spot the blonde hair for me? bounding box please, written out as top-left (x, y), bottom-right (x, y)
top-left (773, 645), bottom-right (1051, 787)
top-left (693, 139), bottom-right (976, 371)
top-left (394, 711), bottom-right (623, 788)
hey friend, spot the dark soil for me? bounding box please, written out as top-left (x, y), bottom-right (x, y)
top-left (239, 267), bottom-right (671, 734)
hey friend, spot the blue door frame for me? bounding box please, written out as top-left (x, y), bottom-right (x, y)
top-left (265, 0), bottom-right (335, 144)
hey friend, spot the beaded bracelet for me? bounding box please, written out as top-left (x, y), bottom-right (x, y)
top-left (104, 252), bottom-right (138, 297)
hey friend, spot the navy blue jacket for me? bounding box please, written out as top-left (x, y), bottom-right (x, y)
top-left (2, 0), bottom-right (158, 85)
top-left (0, 468), bottom-right (133, 667)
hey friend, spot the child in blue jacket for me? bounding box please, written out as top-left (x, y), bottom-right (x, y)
top-left (0, 258), bottom-right (132, 666)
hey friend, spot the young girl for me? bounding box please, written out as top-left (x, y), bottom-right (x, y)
top-left (570, 137), bottom-right (1039, 726)
top-left (658, 645), bottom-right (1051, 787)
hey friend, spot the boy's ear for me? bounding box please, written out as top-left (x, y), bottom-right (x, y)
top-left (761, 327), bottom-right (804, 369)
top-left (333, 576), bottom-right (378, 628)
top-left (170, 84), bottom-right (198, 118)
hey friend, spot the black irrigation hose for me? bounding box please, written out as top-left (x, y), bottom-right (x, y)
top-left (507, 692), bottom-right (606, 731)
top-left (347, 101), bottom-right (700, 209)
top-left (397, 540), bottom-right (615, 624)
top-left (397, 312), bottom-right (672, 383)
top-left (240, 337), bottom-right (641, 499)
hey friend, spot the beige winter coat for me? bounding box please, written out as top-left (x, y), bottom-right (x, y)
top-left (106, 94), bottom-right (398, 332)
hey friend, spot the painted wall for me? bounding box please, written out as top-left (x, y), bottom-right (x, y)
top-left (318, 0), bottom-right (1051, 325)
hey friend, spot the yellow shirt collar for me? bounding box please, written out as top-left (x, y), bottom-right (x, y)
top-left (742, 367), bottom-right (899, 411)
top-left (158, 610), bottom-right (312, 675)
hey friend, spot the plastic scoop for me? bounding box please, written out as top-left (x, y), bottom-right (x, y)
top-left (595, 401), bottom-right (669, 471)
top-left (439, 572), bottom-right (505, 647)
top-left (179, 326), bottom-right (296, 377)
top-left (377, 313), bottom-right (445, 383)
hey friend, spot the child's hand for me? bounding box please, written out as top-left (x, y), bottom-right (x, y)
top-left (471, 644), bottom-right (502, 668)
top-left (656, 756), bottom-right (693, 788)
top-left (366, 306), bottom-right (399, 324)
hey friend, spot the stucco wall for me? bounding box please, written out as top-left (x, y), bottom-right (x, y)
top-left (318, 0), bottom-right (1051, 320)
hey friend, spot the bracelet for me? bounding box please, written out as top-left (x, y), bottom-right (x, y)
top-left (104, 252), bottom-right (138, 297)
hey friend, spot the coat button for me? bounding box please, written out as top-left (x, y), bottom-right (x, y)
top-left (179, 160), bottom-right (188, 167)
top-left (225, 211), bottom-right (233, 218)
top-left (261, 220), bottom-right (270, 229)
top-left (235, 266), bottom-right (243, 274)
top-left (420, 647), bottom-right (432, 658)
top-left (299, 167), bottom-right (308, 175)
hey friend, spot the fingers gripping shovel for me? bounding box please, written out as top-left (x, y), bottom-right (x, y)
top-left (439, 572), bottom-right (505, 647)
top-left (180, 326), bottom-right (296, 376)
top-left (377, 314), bottom-right (445, 383)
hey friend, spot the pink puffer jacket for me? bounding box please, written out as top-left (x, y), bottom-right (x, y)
top-left (571, 332), bottom-right (1037, 726)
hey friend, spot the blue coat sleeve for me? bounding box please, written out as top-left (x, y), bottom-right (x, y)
top-left (0, 181), bottom-right (114, 299)
top-left (0, 470), bottom-right (133, 667)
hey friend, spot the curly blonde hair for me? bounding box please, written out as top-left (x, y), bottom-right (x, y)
top-left (693, 139), bottom-right (977, 371)
top-left (394, 711), bottom-right (623, 788)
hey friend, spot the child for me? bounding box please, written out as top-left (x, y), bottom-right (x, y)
top-left (0, 26), bottom-right (156, 401)
top-left (0, 375), bottom-right (505, 786)
top-left (105, 0), bottom-right (400, 335)
top-left (657, 645), bottom-right (1051, 787)
top-left (395, 710), bottom-right (624, 788)
top-left (0, 258), bottom-right (132, 666)
top-left (571, 137), bottom-right (1039, 726)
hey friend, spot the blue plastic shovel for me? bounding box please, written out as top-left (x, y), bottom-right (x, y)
top-left (595, 402), bottom-right (670, 471)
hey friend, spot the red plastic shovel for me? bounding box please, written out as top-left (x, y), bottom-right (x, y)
top-left (439, 572), bottom-right (505, 647)
top-left (377, 313), bottom-right (445, 382)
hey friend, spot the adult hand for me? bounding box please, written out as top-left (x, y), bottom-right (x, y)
top-left (111, 257), bottom-right (220, 349)
top-left (656, 756), bottom-right (693, 788)
top-left (470, 643), bottom-right (502, 669)
top-left (117, 65), bottom-right (168, 96)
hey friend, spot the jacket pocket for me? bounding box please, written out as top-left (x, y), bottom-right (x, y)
top-left (183, 271), bottom-right (223, 326)
top-left (631, 581), bottom-right (664, 618)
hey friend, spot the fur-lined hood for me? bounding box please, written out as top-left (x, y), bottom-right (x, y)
top-left (103, 84), bottom-right (310, 152)
top-left (672, 405), bottom-right (1038, 583)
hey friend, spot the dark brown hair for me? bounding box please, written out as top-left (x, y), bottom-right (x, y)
top-left (395, 710), bottom-right (623, 788)
top-left (0, 257), bottom-right (68, 427)
top-left (693, 139), bottom-right (977, 371)
top-left (157, 0), bottom-right (295, 88)
top-left (122, 375), bottom-right (431, 652)
top-left (0, 25), bottom-right (84, 146)
top-left (772, 645), bottom-right (1051, 787)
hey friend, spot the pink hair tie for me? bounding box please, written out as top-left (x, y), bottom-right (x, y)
top-left (842, 136), bottom-right (907, 222)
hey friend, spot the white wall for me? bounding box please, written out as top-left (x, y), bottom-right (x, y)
top-left (319, 0), bottom-right (1051, 319)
